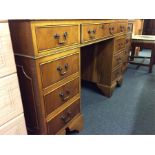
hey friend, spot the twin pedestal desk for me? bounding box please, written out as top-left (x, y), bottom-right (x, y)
top-left (9, 20), bottom-right (133, 135)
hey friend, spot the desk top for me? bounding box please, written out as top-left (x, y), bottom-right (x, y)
top-left (132, 35), bottom-right (155, 43)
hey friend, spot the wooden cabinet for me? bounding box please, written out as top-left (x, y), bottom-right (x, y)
top-left (9, 19), bottom-right (129, 135)
top-left (0, 21), bottom-right (27, 135)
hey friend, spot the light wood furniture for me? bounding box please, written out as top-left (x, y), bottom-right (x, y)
top-left (9, 19), bottom-right (130, 135)
top-left (0, 20), bottom-right (27, 134)
top-left (130, 35), bottom-right (155, 73)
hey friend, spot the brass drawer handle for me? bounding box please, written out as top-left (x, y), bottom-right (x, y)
top-left (88, 29), bottom-right (96, 39)
top-left (60, 111), bottom-right (72, 123)
top-left (59, 90), bottom-right (70, 101)
top-left (54, 32), bottom-right (68, 45)
top-left (120, 26), bottom-right (125, 32)
top-left (116, 57), bottom-right (122, 63)
top-left (57, 63), bottom-right (68, 76)
top-left (109, 26), bottom-right (114, 35)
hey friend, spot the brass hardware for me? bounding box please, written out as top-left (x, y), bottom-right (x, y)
top-left (54, 32), bottom-right (68, 45)
top-left (59, 90), bottom-right (70, 101)
top-left (88, 29), bottom-right (96, 39)
top-left (60, 111), bottom-right (72, 123)
top-left (57, 63), bottom-right (68, 76)
top-left (109, 26), bottom-right (114, 35)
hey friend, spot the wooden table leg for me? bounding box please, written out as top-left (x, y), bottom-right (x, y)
top-left (130, 44), bottom-right (136, 61)
top-left (149, 46), bottom-right (155, 73)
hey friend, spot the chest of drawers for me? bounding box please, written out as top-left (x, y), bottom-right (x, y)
top-left (0, 21), bottom-right (27, 134)
top-left (9, 19), bottom-right (129, 134)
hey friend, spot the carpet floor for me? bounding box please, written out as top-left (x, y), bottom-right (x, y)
top-left (78, 50), bottom-right (155, 135)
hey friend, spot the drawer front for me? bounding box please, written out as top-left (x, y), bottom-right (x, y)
top-left (127, 23), bottom-right (133, 33)
top-left (122, 55), bottom-right (128, 72)
top-left (47, 99), bottom-right (80, 134)
top-left (44, 78), bottom-right (79, 116)
top-left (117, 22), bottom-right (127, 33)
top-left (126, 34), bottom-right (132, 48)
top-left (112, 66), bottom-right (122, 81)
top-left (108, 23), bottom-right (117, 36)
top-left (81, 23), bottom-right (103, 43)
top-left (40, 53), bottom-right (79, 88)
top-left (124, 48), bottom-right (129, 57)
top-left (114, 37), bottom-right (126, 52)
top-left (0, 113), bottom-right (27, 135)
top-left (0, 73), bottom-right (23, 126)
top-left (35, 25), bottom-right (79, 51)
top-left (112, 52), bottom-right (123, 69)
top-left (0, 22), bottom-right (16, 78)
top-left (102, 23), bottom-right (117, 37)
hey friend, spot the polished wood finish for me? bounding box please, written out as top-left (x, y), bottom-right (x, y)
top-left (40, 52), bottom-right (79, 88)
top-left (114, 35), bottom-right (126, 53)
top-left (35, 25), bottom-right (79, 52)
top-left (47, 99), bottom-right (80, 134)
top-left (44, 77), bottom-right (79, 116)
top-left (143, 19), bottom-right (155, 35)
top-left (9, 19), bottom-right (129, 134)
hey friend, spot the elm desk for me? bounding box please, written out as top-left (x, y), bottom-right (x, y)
top-left (130, 35), bottom-right (155, 73)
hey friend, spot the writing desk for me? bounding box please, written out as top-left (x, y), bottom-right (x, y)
top-left (130, 35), bottom-right (155, 73)
top-left (9, 20), bottom-right (133, 135)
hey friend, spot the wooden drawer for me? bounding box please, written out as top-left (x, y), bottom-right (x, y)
top-left (44, 77), bottom-right (79, 116)
top-left (112, 66), bottom-right (122, 81)
top-left (127, 23), bottom-right (133, 33)
top-left (117, 22), bottom-right (127, 33)
top-left (108, 22), bottom-right (117, 36)
top-left (40, 53), bottom-right (79, 88)
top-left (47, 99), bottom-right (80, 134)
top-left (122, 55), bottom-right (128, 72)
top-left (81, 23), bottom-right (101, 43)
top-left (0, 113), bottom-right (27, 135)
top-left (0, 22), bottom-right (16, 78)
top-left (126, 35), bottom-right (131, 48)
top-left (112, 52), bottom-right (123, 69)
top-left (114, 37), bottom-right (126, 52)
top-left (0, 73), bottom-right (23, 126)
top-left (101, 23), bottom-right (117, 37)
top-left (35, 24), bottom-right (79, 52)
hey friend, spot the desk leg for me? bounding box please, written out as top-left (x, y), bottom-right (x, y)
top-left (130, 44), bottom-right (136, 61)
top-left (149, 47), bottom-right (155, 73)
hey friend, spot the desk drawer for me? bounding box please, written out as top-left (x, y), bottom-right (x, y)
top-left (112, 52), bottom-right (123, 69)
top-left (0, 22), bottom-right (16, 77)
top-left (47, 99), bottom-right (80, 134)
top-left (112, 66), bottom-right (122, 81)
top-left (81, 23), bottom-right (107, 43)
top-left (114, 37), bottom-right (126, 52)
top-left (40, 53), bottom-right (79, 88)
top-left (117, 22), bottom-right (127, 33)
top-left (35, 25), bottom-right (79, 52)
top-left (0, 73), bottom-right (23, 126)
top-left (126, 33), bottom-right (132, 46)
top-left (44, 78), bottom-right (79, 116)
top-left (127, 23), bottom-right (133, 33)
top-left (108, 23), bottom-right (117, 36)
